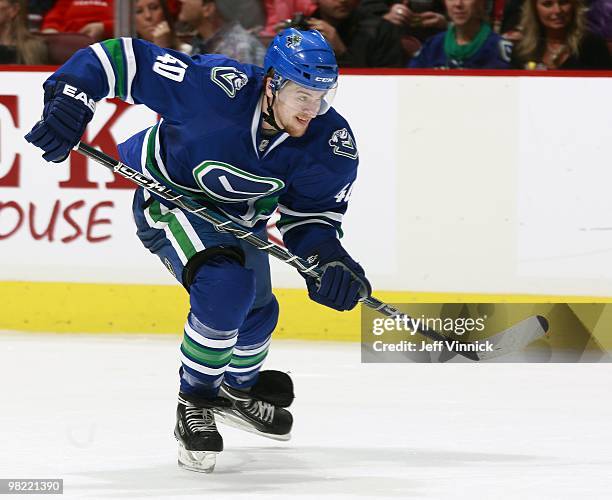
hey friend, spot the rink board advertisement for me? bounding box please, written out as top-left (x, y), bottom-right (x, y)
top-left (2, 69), bottom-right (612, 348)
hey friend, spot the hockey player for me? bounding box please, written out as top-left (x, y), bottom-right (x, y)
top-left (24, 28), bottom-right (371, 473)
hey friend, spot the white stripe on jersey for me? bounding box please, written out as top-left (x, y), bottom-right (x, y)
top-left (181, 353), bottom-right (229, 376)
top-left (278, 204), bottom-right (344, 222)
top-left (159, 202), bottom-right (206, 255)
top-left (184, 320), bottom-right (238, 349)
top-left (139, 127), bottom-right (206, 264)
top-left (122, 37), bottom-right (136, 104)
top-left (226, 359), bottom-right (266, 373)
top-left (279, 218), bottom-right (337, 236)
top-left (233, 337), bottom-right (271, 357)
top-left (91, 43), bottom-right (116, 99)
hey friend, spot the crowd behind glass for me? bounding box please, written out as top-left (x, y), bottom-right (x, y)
top-left (0, 0), bottom-right (611, 69)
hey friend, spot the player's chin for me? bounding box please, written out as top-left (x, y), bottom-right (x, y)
top-left (286, 116), bottom-right (311, 137)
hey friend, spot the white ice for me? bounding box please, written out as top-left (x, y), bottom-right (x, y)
top-left (1, 333), bottom-right (611, 499)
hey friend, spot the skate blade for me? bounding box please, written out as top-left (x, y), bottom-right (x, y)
top-left (214, 410), bottom-right (291, 442)
top-left (177, 442), bottom-right (218, 473)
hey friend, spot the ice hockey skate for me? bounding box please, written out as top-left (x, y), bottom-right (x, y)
top-left (215, 370), bottom-right (294, 441)
top-left (174, 393), bottom-right (230, 473)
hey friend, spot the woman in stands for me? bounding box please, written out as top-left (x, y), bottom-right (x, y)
top-left (0, 0), bottom-right (48, 64)
top-left (512, 0), bottom-right (612, 69)
top-left (134, 0), bottom-right (188, 51)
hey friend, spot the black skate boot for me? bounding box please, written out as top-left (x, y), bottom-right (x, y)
top-left (174, 393), bottom-right (231, 473)
top-left (215, 371), bottom-right (294, 441)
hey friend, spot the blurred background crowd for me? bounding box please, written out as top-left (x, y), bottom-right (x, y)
top-left (1, 0), bottom-right (611, 69)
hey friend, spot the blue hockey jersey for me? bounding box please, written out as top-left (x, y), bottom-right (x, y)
top-left (409, 31), bottom-right (512, 69)
top-left (45, 38), bottom-right (360, 257)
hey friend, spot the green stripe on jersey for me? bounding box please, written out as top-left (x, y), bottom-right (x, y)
top-left (181, 336), bottom-right (233, 368)
top-left (147, 199), bottom-right (198, 259)
top-left (101, 39), bottom-right (126, 99)
top-left (144, 125), bottom-right (209, 199)
top-left (230, 348), bottom-right (269, 368)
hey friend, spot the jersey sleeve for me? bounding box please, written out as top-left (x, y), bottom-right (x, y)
top-left (45, 38), bottom-right (209, 122)
top-left (277, 124), bottom-right (359, 258)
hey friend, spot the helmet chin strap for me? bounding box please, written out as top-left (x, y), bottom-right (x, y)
top-left (261, 92), bottom-right (285, 133)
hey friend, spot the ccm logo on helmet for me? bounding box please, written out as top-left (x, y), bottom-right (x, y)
top-left (314, 77), bottom-right (334, 82)
top-left (62, 84), bottom-right (96, 113)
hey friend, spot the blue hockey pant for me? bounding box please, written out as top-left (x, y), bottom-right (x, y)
top-left (132, 188), bottom-right (279, 398)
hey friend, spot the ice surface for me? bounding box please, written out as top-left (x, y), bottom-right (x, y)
top-left (1, 333), bottom-right (611, 499)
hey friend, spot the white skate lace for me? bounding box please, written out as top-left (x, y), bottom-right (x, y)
top-left (185, 407), bottom-right (216, 432)
top-left (245, 400), bottom-right (275, 424)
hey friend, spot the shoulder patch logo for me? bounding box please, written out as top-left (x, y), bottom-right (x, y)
top-left (329, 128), bottom-right (358, 160)
top-left (211, 67), bottom-right (248, 98)
top-left (286, 34), bottom-right (302, 49)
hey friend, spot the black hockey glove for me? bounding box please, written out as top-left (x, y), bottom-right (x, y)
top-left (301, 239), bottom-right (371, 312)
top-left (24, 80), bottom-right (95, 163)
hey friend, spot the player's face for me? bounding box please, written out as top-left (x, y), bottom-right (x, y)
top-left (267, 81), bottom-right (327, 137)
top-left (135, 0), bottom-right (164, 39)
top-left (535, 0), bottom-right (574, 31)
top-left (444, 0), bottom-right (483, 27)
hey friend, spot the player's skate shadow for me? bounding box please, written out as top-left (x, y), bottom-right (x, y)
top-left (71, 445), bottom-right (542, 497)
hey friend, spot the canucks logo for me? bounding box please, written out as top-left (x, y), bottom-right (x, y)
top-left (329, 128), bottom-right (358, 159)
top-left (211, 67), bottom-right (248, 98)
top-left (286, 34), bottom-right (302, 49)
top-left (193, 160), bottom-right (285, 203)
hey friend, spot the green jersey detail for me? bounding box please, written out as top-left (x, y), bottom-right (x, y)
top-left (102, 39), bottom-right (126, 99)
top-left (147, 199), bottom-right (198, 259)
top-left (181, 336), bottom-right (233, 368)
top-left (230, 348), bottom-right (269, 368)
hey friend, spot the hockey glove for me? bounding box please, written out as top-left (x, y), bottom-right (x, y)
top-left (24, 81), bottom-right (95, 163)
top-left (301, 239), bottom-right (371, 312)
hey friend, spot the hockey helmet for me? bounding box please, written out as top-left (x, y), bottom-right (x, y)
top-left (264, 28), bottom-right (338, 116)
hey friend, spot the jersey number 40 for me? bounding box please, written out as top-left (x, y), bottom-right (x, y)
top-left (153, 54), bottom-right (188, 82)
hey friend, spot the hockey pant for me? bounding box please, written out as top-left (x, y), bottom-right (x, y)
top-left (132, 187), bottom-right (279, 399)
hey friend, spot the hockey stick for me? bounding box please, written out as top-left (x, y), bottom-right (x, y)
top-left (74, 142), bottom-right (548, 361)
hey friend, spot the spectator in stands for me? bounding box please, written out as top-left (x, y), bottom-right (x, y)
top-left (41, 0), bottom-right (113, 41)
top-left (360, 0), bottom-right (447, 41)
top-left (232, 0), bottom-right (266, 32)
top-left (409, 0), bottom-right (512, 68)
top-left (27, 0), bottom-right (54, 31)
top-left (178, 0), bottom-right (266, 65)
top-left (306, 0), bottom-right (404, 66)
top-left (512, 0), bottom-right (612, 69)
top-left (28, 0), bottom-right (55, 16)
top-left (261, 0), bottom-right (317, 36)
top-left (0, 0), bottom-right (48, 64)
top-left (587, 0), bottom-right (612, 55)
top-left (498, 0), bottom-right (522, 41)
top-left (135, 0), bottom-right (190, 51)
